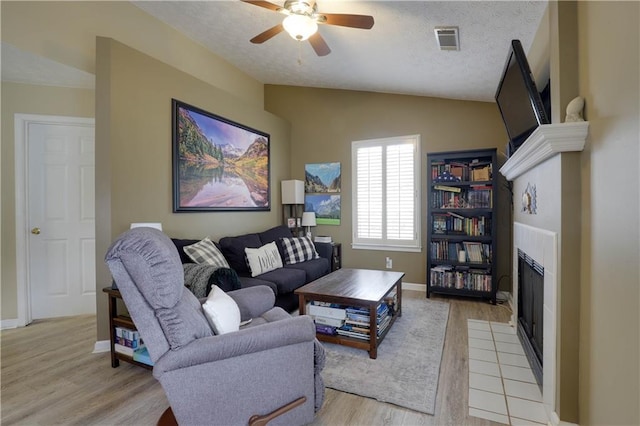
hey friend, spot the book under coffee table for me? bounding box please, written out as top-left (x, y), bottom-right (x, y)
top-left (295, 268), bottom-right (404, 359)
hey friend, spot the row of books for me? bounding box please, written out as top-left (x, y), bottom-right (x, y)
top-left (430, 265), bottom-right (492, 292)
top-left (431, 186), bottom-right (492, 209)
top-left (309, 291), bottom-right (397, 341)
top-left (432, 212), bottom-right (491, 236)
top-left (431, 160), bottom-right (492, 182)
top-left (430, 240), bottom-right (492, 263)
top-left (114, 326), bottom-right (153, 366)
top-left (336, 304), bottom-right (392, 341)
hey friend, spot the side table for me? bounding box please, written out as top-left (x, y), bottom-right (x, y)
top-left (103, 287), bottom-right (151, 370)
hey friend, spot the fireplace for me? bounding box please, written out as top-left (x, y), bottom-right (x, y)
top-left (517, 249), bottom-right (544, 386)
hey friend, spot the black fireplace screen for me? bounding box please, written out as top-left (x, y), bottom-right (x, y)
top-left (517, 249), bottom-right (544, 385)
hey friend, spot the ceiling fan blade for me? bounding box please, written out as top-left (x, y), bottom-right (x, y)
top-left (250, 24), bottom-right (285, 44)
top-left (321, 13), bottom-right (374, 29)
top-left (240, 0), bottom-right (283, 12)
top-left (309, 32), bottom-right (331, 56)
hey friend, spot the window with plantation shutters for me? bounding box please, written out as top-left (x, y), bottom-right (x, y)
top-left (352, 135), bottom-right (421, 252)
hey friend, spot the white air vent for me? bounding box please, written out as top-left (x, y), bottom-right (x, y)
top-left (434, 27), bottom-right (460, 51)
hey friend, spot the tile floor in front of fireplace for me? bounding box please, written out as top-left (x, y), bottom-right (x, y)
top-left (467, 319), bottom-right (549, 425)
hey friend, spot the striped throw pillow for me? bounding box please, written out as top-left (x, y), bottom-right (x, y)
top-left (184, 238), bottom-right (230, 270)
top-left (281, 236), bottom-right (319, 265)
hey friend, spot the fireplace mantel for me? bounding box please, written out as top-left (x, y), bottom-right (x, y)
top-left (499, 122), bottom-right (589, 181)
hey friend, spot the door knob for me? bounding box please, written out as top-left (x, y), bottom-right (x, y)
top-left (31, 227), bottom-right (41, 235)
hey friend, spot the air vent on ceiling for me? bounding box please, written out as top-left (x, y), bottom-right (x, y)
top-left (434, 27), bottom-right (460, 51)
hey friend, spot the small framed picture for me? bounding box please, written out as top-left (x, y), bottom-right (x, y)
top-left (287, 218), bottom-right (296, 228)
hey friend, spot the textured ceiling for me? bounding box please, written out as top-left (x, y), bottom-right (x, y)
top-left (1, 1), bottom-right (548, 103)
top-left (133, 0), bottom-right (549, 102)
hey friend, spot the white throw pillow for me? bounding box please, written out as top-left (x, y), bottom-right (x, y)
top-left (244, 241), bottom-right (283, 277)
top-left (202, 285), bottom-right (241, 335)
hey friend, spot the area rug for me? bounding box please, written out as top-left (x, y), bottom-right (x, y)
top-left (321, 297), bottom-right (450, 414)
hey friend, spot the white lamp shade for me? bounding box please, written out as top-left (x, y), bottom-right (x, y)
top-left (281, 180), bottom-right (305, 204)
top-left (301, 212), bottom-right (316, 227)
top-left (130, 222), bottom-right (163, 231)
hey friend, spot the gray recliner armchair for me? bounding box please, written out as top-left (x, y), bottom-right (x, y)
top-left (105, 227), bottom-right (325, 425)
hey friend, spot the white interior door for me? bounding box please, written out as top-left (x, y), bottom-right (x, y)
top-left (27, 122), bottom-right (96, 319)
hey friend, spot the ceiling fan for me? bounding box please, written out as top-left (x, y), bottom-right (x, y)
top-left (241, 0), bottom-right (374, 56)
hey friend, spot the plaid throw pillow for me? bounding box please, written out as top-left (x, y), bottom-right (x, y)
top-left (184, 238), bottom-right (230, 269)
top-left (281, 236), bottom-right (319, 265)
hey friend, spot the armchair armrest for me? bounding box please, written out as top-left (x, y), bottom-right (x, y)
top-left (153, 315), bottom-right (315, 377)
top-left (227, 285), bottom-right (275, 321)
top-left (314, 242), bottom-right (332, 261)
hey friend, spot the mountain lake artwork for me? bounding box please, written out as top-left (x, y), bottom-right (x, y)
top-left (172, 100), bottom-right (270, 211)
top-left (305, 162), bottom-right (341, 225)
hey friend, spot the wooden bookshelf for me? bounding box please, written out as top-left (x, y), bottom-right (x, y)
top-left (426, 148), bottom-right (498, 304)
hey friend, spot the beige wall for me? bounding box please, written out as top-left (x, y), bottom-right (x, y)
top-left (94, 38), bottom-right (291, 340)
top-left (1, 1), bottom-right (263, 107)
top-left (1, 83), bottom-right (95, 319)
top-left (264, 85), bottom-right (512, 288)
top-left (577, 2), bottom-right (639, 424)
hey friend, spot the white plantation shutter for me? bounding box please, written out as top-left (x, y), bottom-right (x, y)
top-left (356, 146), bottom-right (382, 239)
top-left (352, 135), bottom-right (421, 251)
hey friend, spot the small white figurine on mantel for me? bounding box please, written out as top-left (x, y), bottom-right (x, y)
top-left (565, 96), bottom-right (585, 122)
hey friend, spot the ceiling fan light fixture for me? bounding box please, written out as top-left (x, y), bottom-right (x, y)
top-left (283, 14), bottom-right (318, 41)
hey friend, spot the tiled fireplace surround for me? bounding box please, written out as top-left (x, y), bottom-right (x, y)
top-left (512, 222), bottom-right (557, 421)
top-left (499, 122), bottom-right (589, 425)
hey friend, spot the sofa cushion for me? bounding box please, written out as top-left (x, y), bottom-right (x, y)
top-left (257, 225), bottom-right (293, 245)
top-left (219, 233), bottom-right (262, 274)
top-left (184, 237), bottom-right (230, 269)
top-left (281, 236), bottom-right (320, 265)
top-left (285, 257), bottom-right (330, 283)
top-left (202, 285), bottom-right (241, 335)
top-left (258, 225), bottom-right (293, 259)
top-left (254, 267), bottom-right (306, 294)
top-left (237, 276), bottom-right (278, 296)
top-left (171, 238), bottom-right (200, 264)
top-left (245, 242), bottom-right (283, 277)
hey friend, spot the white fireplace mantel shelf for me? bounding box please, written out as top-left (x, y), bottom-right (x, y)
top-left (499, 122), bottom-right (589, 181)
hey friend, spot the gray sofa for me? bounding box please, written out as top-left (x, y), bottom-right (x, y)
top-left (105, 227), bottom-right (325, 425)
top-left (173, 225), bottom-right (332, 312)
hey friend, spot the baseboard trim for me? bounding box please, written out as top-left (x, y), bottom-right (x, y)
top-left (1, 319), bottom-right (20, 330)
top-left (93, 340), bottom-right (111, 353)
top-left (403, 282), bottom-right (426, 292)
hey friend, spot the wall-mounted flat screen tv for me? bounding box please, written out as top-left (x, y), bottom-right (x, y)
top-left (495, 39), bottom-right (550, 153)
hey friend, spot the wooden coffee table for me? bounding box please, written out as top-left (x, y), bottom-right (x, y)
top-left (295, 268), bottom-right (404, 359)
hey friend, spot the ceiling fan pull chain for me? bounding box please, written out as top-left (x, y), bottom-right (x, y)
top-left (297, 41), bottom-right (303, 66)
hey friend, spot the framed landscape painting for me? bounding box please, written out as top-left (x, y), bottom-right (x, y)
top-left (172, 99), bottom-right (270, 212)
top-left (305, 162), bottom-right (341, 193)
top-left (305, 194), bottom-right (341, 225)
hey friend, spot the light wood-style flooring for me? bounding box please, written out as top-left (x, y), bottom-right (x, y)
top-left (1, 290), bottom-right (511, 425)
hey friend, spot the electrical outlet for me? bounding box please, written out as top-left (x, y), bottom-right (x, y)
top-left (385, 257), bottom-right (392, 269)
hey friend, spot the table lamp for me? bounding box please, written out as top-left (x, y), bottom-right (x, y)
top-left (301, 212), bottom-right (316, 239)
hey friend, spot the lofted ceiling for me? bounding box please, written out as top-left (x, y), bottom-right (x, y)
top-left (1, 1), bottom-right (548, 103)
top-left (133, 0), bottom-right (548, 102)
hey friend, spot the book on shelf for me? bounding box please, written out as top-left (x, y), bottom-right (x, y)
top-left (315, 324), bottom-right (337, 336)
top-left (308, 304), bottom-right (347, 320)
top-left (434, 184), bottom-right (461, 193)
top-left (115, 343), bottom-right (136, 357)
top-left (314, 235), bottom-right (333, 243)
top-left (313, 315), bottom-right (345, 328)
top-left (133, 346), bottom-right (153, 366)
